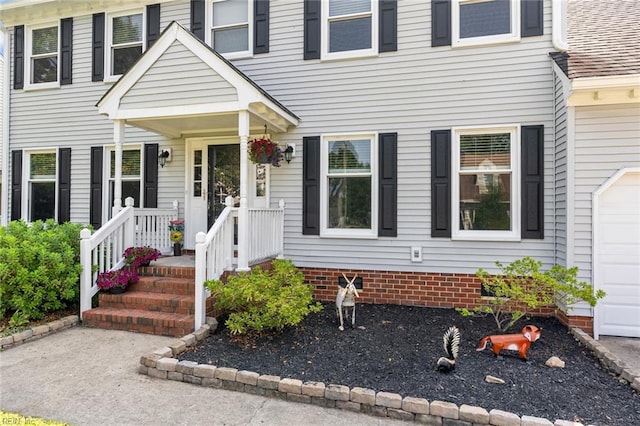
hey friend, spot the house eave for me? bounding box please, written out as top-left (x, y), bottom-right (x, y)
top-left (567, 74), bottom-right (640, 106)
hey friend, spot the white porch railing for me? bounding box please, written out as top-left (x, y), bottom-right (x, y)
top-left (247, 199), bottom-right (286, 264)
top-left (193, 198), bottom-right (286, 330)
top-left (79, 197), bottom-right (179, 319)
top-left (194, 196), bottom-right (236, 329)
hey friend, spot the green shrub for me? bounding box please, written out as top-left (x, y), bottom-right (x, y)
top-left (205, 259), bottom-right (323, 335)
top-left (0, 220), bottom-right (86, 327)
top-left (457, 257), bottom-right (605, 332)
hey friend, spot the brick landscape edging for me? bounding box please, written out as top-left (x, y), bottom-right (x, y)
top-left (0, 315), bottom-right (79, 351)
top-left (138, 321), bottom-right (618, 426)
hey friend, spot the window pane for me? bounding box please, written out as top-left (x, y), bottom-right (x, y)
top-left (329, 0), bottom-right (371, 17)
top-left (213, 27), bottom-right (249, 53)
top-left (213, 0), bottom-right (248, 27)
top-left (459, 173), bottom-right (511, 230)
top-left (328, 139), bottom-right (371, 173)
top-left (110, 150), bottom-right (141, 178)
top-left (109, 181), bottom-right (141, 208)
top-left (329, 17), bottom-right (372, 52)
top-left (31, 182), bottom-right (56, 221)
top-left (32, 57), bottom-right (58, 83)
top-left (460, 133), bottom-right (511, 170)
top-left (30, 153), bottom-right (56, 179)
top-left (113, 14), bottom-right (142, 44)
top-left (328, 176), bottom-right (371, 229)
top-left (112, 46), bottom-right (142, 75)
top-left (32, 27), bottom-right (58, 55)
top-left (460, 0), bottom-right (511, 38)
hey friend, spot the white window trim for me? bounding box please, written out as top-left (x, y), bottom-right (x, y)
top-left (451, 125), bottom-right (521, 241)
top-left (104, 145), bottom-right (144, 217)
top-left (22, 148), bottom-right (58, 222)
top-left (207, 0), bottom-right (254, 59)
top-left (24, 22), bottom-right (60, 91)
top-left (105, 8), bottom-right (146, 83)
top-left (320, 132), bottom-right (378, 239)
top-left (452, 0), bottom-right (521, 48)
top-left (321, 0), bottom-right (378, 61)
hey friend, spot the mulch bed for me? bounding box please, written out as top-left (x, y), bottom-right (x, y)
top-left (179, 303), bottom-right (640, 425)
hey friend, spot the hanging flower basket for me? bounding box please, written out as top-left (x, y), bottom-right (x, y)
top-left (249, 138), bottom-right (283, 167)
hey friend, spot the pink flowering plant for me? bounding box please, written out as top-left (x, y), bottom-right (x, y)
top-left (96, 268), bottom-right (139, 291)
top-left (248, 138), bottom-right (283, 167)
top-left (123, 246), bottom-right (161, 267)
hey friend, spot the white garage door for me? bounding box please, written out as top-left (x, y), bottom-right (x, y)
top-left (595, 170), bottom-right (640, 338)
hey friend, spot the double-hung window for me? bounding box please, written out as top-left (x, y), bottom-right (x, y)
top-left (108, 148), bottom-right (142, 210)
top-left (27, 151), bottom-right (57, 221)
top-left (107, 10), bottom-right (144, 79)
top-left (321, 134), bottom-right (377, 238)
top-left (452, 126), bottom-right (520, 240)
top-left (452, 0), bottom-right (520, 47)
top-left (211, 0), bottom-right (252, 56)
top-left (322, 0), bottom-right (377, 60)
top-left (26, 23), bottom-right (59, 87)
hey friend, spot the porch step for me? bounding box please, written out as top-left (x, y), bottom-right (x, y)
top-left (129, 276), bottom-right (195, 295)
top-left (98, 291), bottom-right (198, 315)
top-left (82, 307), bottom-right (194, 338)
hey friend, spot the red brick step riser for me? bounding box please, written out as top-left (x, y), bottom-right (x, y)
top-left (129, 276), bottom-right (195, 295)
top-left (82, 309), bottom-right (193, 338)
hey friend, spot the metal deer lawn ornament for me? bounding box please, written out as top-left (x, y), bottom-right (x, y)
top-left (336, 273), bottom-right (359, 331)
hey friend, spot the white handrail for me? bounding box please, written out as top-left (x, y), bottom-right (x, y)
top-left (79, 197), bottom-right (136, 319)
top-left (133, 200), bottom-right (179, 254)
top-left (194, 196), bottom-right (236, 329)
top-left (247, 200), bottom-right (286, 264)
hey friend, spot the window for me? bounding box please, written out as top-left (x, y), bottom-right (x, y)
top-left (210, 0), bottom-right (252, 56)
top-left (26, 23), bottom-right (59, 87)
top-left (107, 10), bottom-right (144, 78)
top-left (27, 151), bottom-right (57, 221)
top-left (452, 0), bottom-right (520, 47)
top-left (452, 126), bottom-right (520, 240)
top-left (322, 0), bottom-right (377, 60)
top-left (321, 134), bottom-right (377, 237)
top-left (108, 148), bottom-right (142, 209)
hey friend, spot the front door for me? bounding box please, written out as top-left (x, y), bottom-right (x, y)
top-left (186, 142), bottom-right (240, 249)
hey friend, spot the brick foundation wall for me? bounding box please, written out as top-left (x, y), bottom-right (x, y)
top-left (300, 266), bottom-right (592, 332)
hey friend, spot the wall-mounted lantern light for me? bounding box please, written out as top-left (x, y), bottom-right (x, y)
top-left (159, 148), bottom-right (172, 168)
top-left (284, 144), bottom-right (295, 164)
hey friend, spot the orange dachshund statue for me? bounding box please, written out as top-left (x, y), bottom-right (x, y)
top-left (476, 325), bottom-right (541, 360)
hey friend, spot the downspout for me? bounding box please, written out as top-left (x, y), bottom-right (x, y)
top-left (552, 0), bottom-right (568, 52)
top-left (1, 27), bottom-right (10, 226)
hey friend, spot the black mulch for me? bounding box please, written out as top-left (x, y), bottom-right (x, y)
top-left (179, 303), bottom-right (640, 425)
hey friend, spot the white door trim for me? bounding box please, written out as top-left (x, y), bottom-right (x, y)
top-left (592, 167), bottom-right (640, 339)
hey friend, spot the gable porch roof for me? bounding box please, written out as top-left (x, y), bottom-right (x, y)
top-left (97, 21), bottom-right (299, 138)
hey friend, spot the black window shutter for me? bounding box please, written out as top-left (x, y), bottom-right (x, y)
top-left (431, 130), bottom-right (451, 237)
top-left (60, 18), bottom-right (73, 85)
top-left (303, 0), bottom-right (321, 60)
top-left (379, 0), bottom-right (397, 53)
top-left (431, 0), bottom-right (451, 47)
top-left (146, 4), bottom-right (161, 48)
top-left (92, 13), bottom-right (105, 82)
top-left (14, 26), bottom-right (24, 90)
top-left (191, 0), bottom-right (206, 42)
top-left (254, 0), bottom-right (269, 54)
top-left (90, 147), bottom-right (103, 229)
top-left (11, 150), bottom-right (23, 221)
top-left (521, 125), bottom-right (544, 239)
top-left (521, 0), bottom-right (543, 37)
top-left (57, 148), bottom-right (72, 223)
top-left (378, 133), bottom-right (397, 237)
top-left (144, 144), bottom-right (159, 208)
top-left (303, 136), bottom-right (320, 235)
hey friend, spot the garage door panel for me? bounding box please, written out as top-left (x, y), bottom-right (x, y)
top-left (596, 171), bottom-right (640, 338)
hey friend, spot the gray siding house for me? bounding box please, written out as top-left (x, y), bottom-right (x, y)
top-left (0, 0), bottom-right (637, 337)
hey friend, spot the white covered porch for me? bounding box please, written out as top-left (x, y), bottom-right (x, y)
top-left (80, 21), bottom-right (298, 330)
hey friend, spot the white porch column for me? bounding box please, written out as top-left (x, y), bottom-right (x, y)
top-left (112, 120), bottom-right (125, 216)
top-left (237, 110), bottom-right (250, 271)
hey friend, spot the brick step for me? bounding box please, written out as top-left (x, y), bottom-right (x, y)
top-left (82, 307), bottom-right (194, 338)
top-left (137, 264), bottom-right (196, 279)
top-left (98, 291), bottom-right (198, 315)
top-left (129, 276), bottom-right (195, 295)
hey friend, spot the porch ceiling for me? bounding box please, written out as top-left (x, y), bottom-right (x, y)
top-left (96, 21), bottom-right (299, 139)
